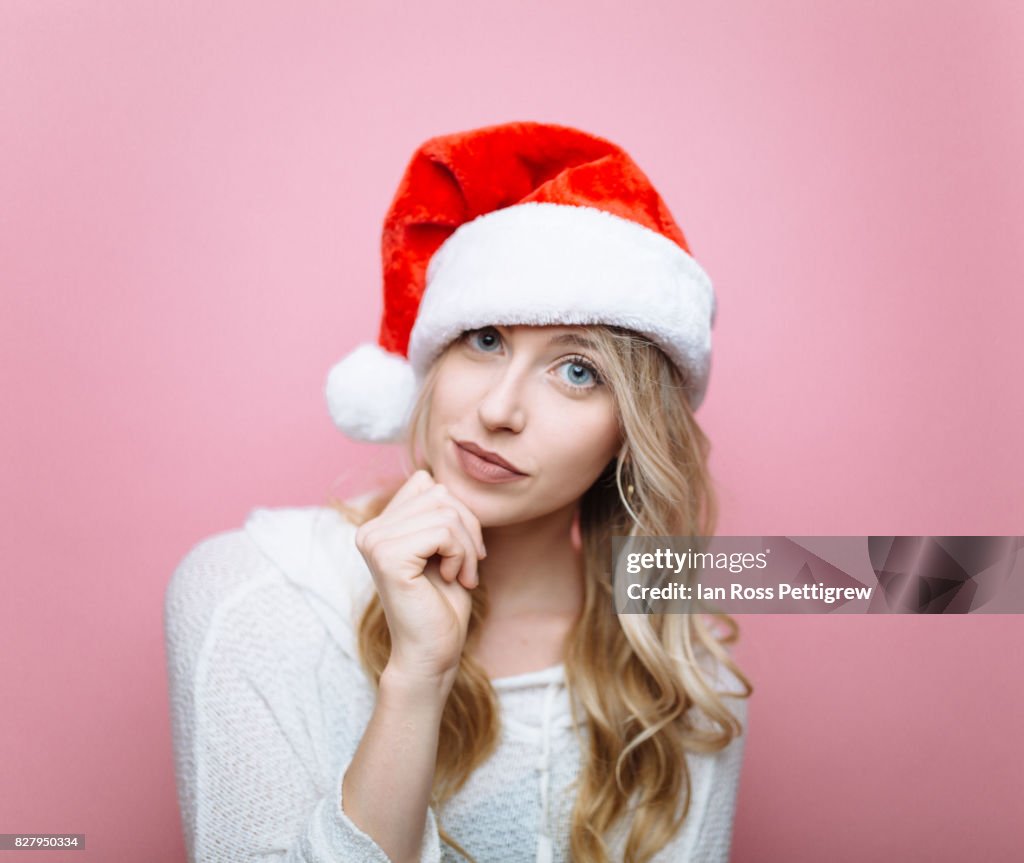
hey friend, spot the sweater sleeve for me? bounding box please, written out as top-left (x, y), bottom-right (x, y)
top-left (163, 527), bottom-right (442, 863)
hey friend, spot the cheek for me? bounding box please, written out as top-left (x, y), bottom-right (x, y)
top-left (540, 403), bottom-right (620, 478)
top-left (430, 364), bottom-right (480, 418)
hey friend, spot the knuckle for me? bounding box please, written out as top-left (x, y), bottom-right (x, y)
top-left (355, 523), bottom-right (376, 549)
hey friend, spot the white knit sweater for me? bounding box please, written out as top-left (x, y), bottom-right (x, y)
top-left (163, 501), bottom-right (748, 862)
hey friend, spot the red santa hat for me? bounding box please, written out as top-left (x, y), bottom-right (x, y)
top-left (325, 120), bottom-right (717, 443)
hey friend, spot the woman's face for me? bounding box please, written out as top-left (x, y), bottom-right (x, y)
top-left (424, 324), bottom-right (622, 527)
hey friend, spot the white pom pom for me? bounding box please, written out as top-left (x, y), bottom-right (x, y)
top-left (324, 343), bottom-right (417, 443)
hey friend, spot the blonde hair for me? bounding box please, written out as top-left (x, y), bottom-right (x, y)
top-left (329, 325), bottom-right (752, 862)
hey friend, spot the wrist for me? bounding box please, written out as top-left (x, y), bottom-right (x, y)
top-left (380, 663), bottom-right (456, 703)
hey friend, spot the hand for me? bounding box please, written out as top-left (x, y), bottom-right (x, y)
top-left (354, 469), bottom-right (486, 684)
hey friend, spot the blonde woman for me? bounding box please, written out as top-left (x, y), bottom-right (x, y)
top-left (165, 121), bottom-right (752, 863)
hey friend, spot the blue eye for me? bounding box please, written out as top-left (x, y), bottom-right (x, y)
top-left (559, 355), bottom-right (602, 390)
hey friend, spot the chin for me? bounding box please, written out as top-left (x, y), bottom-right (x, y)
top-left (450, 480), bottom-right (523, 524)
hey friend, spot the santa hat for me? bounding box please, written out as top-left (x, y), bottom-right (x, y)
top-left (325, 120), bottom-right (717, 443)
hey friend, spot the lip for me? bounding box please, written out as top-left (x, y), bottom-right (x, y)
top-left (453, 440), bottom-right (528, 483)
top-left (454, 440), bottom-right (525, 474)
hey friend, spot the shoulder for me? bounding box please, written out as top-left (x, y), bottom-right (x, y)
top-left (163, 524), bottom-right (296, 737)
top-left (691, 648), bottom-right (751, 732)
top-left (163, 499), bottom-right (377, 680)
top-left (163, 524), bottom-right (277, 656)
top-left (240, 502), bottom-right (375, 629)
top-left (707, 654), bottom-right (749, 701)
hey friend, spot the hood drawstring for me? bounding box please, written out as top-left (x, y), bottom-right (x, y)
top-left (534, 680), bottom-right (559, 863)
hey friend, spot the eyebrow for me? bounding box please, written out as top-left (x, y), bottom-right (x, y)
top-left (545, 332), bottom-right (600, 351)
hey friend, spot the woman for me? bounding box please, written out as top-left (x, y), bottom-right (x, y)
top-left (165, 121), bottom-right (752, 863)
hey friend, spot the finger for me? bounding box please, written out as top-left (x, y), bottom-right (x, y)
top-left (372, 512), bottom-right (479, 588)
top-left (383, 469), bottom-right (436, 514)
top-left (427, 485), bottom-right (486, 558)
top-left (371, 507), bottom-right (476, 562)
top-left (422, 559), bottom-right (474, 608)
top-left (429, 525), bottom-right (477, 588)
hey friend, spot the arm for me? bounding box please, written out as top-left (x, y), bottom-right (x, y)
top-left (163, 530), bottom-right (444, 863)
top-left (341, 667), bottom-right (453, 863)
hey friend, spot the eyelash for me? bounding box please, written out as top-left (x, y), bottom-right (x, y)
top-left (462, 328), bottom-right (604, 390)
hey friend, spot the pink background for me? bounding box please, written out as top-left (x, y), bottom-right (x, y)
top-left (2, 2), bottom-right (1022, 860)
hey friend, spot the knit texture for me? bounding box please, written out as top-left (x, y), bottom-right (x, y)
top-left (163, 502), bottom-right (748, 862)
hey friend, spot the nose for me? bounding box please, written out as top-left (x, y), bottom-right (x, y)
top-left (477, 362), bottom-right (527, 433)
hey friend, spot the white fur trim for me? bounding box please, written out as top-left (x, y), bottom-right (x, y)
top-left (408, 202), bottom-right (716, 409)
top-left (324, 342), bottom-right (417, 443)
